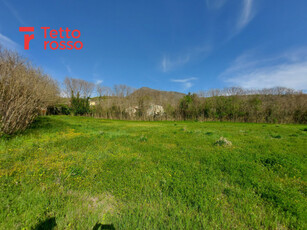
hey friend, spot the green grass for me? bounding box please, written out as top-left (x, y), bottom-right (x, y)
top-left (0, 116), bottom-right (306, 229)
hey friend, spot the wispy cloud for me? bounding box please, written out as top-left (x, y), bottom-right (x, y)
top-left (171, 77), bottom-right (198, 90)
top-left (237, 0), bottom-right (255, 32)
top-left (2, 0), bottom-right (26, 25)
top-left (66, 65), bottom-right (72, 74)
top-left (0, 33), bottom-right (19, 50)
top-left (60, 58), bottom-right (73, 75)
top-left (95, 79), bottom-right (103, 85)
top-left (224, 0), bottom-right (255, 40)
top-left (206, 0), bottom-right (227, 10)
top-left (161, 45), bottom-right (211, 72)
top-left (161, 55), bottom-right (190, 72)
top-left (220, 48), bottom-right (307, 90)
top-left (207, 0), bottom-right (256, 40)
top-left (171, 77), bottom-right (197, 83)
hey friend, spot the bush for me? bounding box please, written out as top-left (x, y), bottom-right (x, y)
top-left (71, 94), bottom-right (90, 115)
top-left (293, 109), bottom-right (307, 124)
top-left (179, 93), bottom-right (200, 120)
top-left (0, 48), bottom-right (59, 135)
top-left (47, 104), bottom-right (70, 115)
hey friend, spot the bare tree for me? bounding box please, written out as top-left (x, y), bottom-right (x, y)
top-left (96, 85), bottom-right (113, 97)
top-left (81, 80), bottom-right (95, 98)
top-left (113, 84), bottom-right (135, 98)
top-left (0, 47), bottom-right (59, 135)
top-left (64, 77), bottom-right (94, 98)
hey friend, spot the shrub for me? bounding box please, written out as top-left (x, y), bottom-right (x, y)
top-left (179, 93), bottom-right (200, 120)
top-left (139, 135), bottom-right (148, 142)
top-left (214, 137), bottom-right (232, 146)
top-left (293, 109), bottom-right (307, 124)
top-left (47, 104), bottom-right (71, 115)
top-left (71, 94), bottom-right (90, 115)
top-left (0, 47), bottom-right (59, 135)
top-left (64, 77), bottom-right (94, 116)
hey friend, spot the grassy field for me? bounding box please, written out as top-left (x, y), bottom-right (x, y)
top-left (0, 116), bottom-right (306, 229)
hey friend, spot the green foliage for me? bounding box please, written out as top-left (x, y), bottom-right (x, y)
top-left (74, 93), bottom-right (306, 124)
top-left (293, 109), bottom-right (307, 124)
top-left (179, 93), bottom-right (200, 120)
top-left (184, 94), bottom-right (307, 124)
top-left (47, 104), bottom-right (71, 115)
top-left (137, 97), bottom-right (146, 117)
top-left (0, 116), bottom-right (306, 229)
top-left (138, 135), bottom-right (148, 142)
top-left (70, 93), bottom-right (90, 115)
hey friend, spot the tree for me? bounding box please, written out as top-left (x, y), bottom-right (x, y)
top-left (64, 77), bottom-right (94, 98)
top-left (179, 93), bottom-right (200, 120)
top-left (71, 92), bottom-right (90, 115)
top-left (64, 77), bottom-right (94, 115)
top-left (0, 47), bottom-right (59, 135)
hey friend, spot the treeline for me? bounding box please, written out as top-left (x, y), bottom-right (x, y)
top-left (178, 93), bottom-right (306, 123)
top-left (88, 93), bottom-right (306, 124)
top-left (50, 77), bottom-right (307, 124)
top-left (197, 87), bottom-right (302, 97)
top-left (1, 46), bottom-right (306, 136)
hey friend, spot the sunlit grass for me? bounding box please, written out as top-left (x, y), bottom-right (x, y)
top-left (0, 116), bottom-right (306, 229)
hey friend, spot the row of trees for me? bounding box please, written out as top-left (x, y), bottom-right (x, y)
top-left (1, 46), bottom-right (306, 135)
top-left (89, 93), bottom-right (306, 124)
top-left (61, 77), bottom-right (137, 117)
top-left (58, 77), bottom-right (306, 124)
top-left (0, 47), bottom-right (59, 135)
top-left (197, 87), bottom-right (302, 97)
top-left (178, 93), bottom-right (306, 123)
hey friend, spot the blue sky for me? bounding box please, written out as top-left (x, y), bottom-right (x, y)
top-left (0, 0), bottom-right (307, 93)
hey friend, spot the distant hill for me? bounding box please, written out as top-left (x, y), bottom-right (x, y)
top-left (128, 87), bottom-right (185, 106)
top-left (89, 87), bottom-right (185, 106)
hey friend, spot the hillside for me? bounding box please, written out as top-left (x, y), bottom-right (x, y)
top-left (128, 87), bottom-right (185, 106)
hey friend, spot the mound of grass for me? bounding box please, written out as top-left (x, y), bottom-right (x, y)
top-left (214, 137), bottom-right (232, 146)
top-left (139, 135), bottom-right (148, 142)
top-left (0, 116), bottom-right (306, 229)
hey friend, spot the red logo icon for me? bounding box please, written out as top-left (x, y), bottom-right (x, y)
top-left (19, 27), bottom-right (34, 50)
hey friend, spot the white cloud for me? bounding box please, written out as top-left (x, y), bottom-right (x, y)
top-left (60, 58), bottom-right (73, 75)
top-left (237, 0), bottom-right (254, 31)
top-left (207, 0), bottom-right (256, 41)
top-left (171, 77), bottom-right (198, 90)
top-left (95, 80), bottom-right (103, 85)
top-left (206, 0), bottom-right (227, 10)
top-left (161, 45), bottom-right (211, 72)
top-left (184, 82), bottom-right (193, 90)
top-left (161, 55), bottom-right (190, 72)
top-left (225, 62), bottom-right (307, 90)
top-left (226, 0), bottom-right (256, 40)
top-left (171, 77), bottom-right (197, 83)
top-left (66, 65), bottom-right (72, 74)
top-left (221, 48), bottom-right (307, 90)
top-left (0, 33), bottom-right (19, 50)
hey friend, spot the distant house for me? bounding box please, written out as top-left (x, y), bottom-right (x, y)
top-left (89, 100), bottom-right (96, 106)
top-left (146, 104), bottom-right (164, 117)
top-left (125, 104), bottom-right (164, 117)
top-left (126, 106), bottom-right (139, 117)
